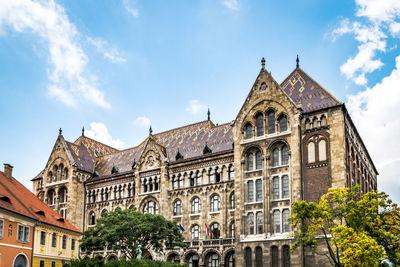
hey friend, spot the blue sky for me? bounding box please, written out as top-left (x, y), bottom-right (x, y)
top-left (1, 0), bottom-right (400, 203)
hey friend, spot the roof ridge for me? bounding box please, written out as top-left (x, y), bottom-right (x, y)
top-left (73, 136), bottom-right (120, 151)
top-left (153, 120), bottom-right (210, 136)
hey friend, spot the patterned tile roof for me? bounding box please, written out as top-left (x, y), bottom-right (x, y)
top-left (91, 121), bottom-right (233, 178)
top-left (280, 68), bottom-right (342, 113)
top-left (0, 171), bottom-right (81, 233)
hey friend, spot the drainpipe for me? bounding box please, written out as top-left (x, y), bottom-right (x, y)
top-left (298, 118), bottom-right (305, 267)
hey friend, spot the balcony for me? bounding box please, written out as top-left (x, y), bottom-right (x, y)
top-left (184, 238), bottom-right (234, 248)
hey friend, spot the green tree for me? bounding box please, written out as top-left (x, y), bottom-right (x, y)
top-left (80, 208), bottom-right (188, 258)
top-left (290, 186), bottom-right (400, 267)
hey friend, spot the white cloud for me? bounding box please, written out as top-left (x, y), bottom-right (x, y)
top-left (122, 0), bottom-right (139, 17)
top-left (134, 116), bottom-right (151, 127)
top-left (87, 37), bottom-right (126, 64)
top-left (186, 100), bottom-right (207, 115)
top-left (0, 0), bottom-right (110, 109)
top-left (222, 0), bottom-right (239, 11)
top-left (85, 122), bottom-right (124, 149)
top-left (341, 0), bottom-right (400, 202)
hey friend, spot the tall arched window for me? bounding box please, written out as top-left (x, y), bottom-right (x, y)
top-left (248, 181), bottom-right (254, 202)
top-left (47, 190), bottom-right (55, 206)
top-left (283, 245), bottom-right (291, 267)
top-left (59, 187), bottom-right (67, 203)
top-left (191, 224), bottom-right (200, 240)
top-left (245, 124), bottom-right (253, 139)
top-left (321, 116), bottom-right (327, 126)
top-left (272, 148), bottom-right (279, 166)
top-left (281, 145), bottom-right (289, 165)
top-left (230, 221), bottom-right (235, 238)
top-left (89, 211), bottom-right (96, 225)
top-left (256, 212), bottom-right (263, 234)
top-left (255, 246), bottom-right (263, 267)
top-left (13, 254), bottom-right (28, 267)
top-left (196, 171), bottom-right (202, 185)
top-left (178, 174), bottom-right (184, 188)
top-left (173, 200), bottom-right (182, 216)
top-left (247, 153), bottom-right (254, 171)
top-left (207, 253), bottom-right (220, 267)
top-left (143, 201), bottom-right (159, 214)
top-left (209, 169), bottom-right (215, 184)
top-left (308, 142), bottom-right (315, 163)
top-left (256, 179), bottom-right (262, 202)
top-left (245, 247), bottom-right (252, 267)
top-left (283, 209), bottom-right (290, 233)
top-left (210, 195), bottom-right (220, 212)
top-left (267, 110), bottom-right (275, 134)
top-left (64, 168), bottom-right (68, 180)
top-left (271, 246), bottom-right (279, 267)
top-left (279, 115), bottom-right (288, 132)
top-left (273, 210), bottom-right (281, 233)
top-left (256, 151), bottom-right (262, 169)
top-left (228, 165), bottom-right (234, 180)
top-left (191, 197), bottom-right (201, 214)
top-left (319, 139), bottom-right (327, 161)
top-left (230, 192), bottom-right (235, 209)
top-left (282, 175), bottom-right (289, 199)
top-left (210, 223), bottom-right (220, 239)
top-left (256, 114), bottom-right (264, 136)
top-left (172, 175), bottom-right (177, 189)
top-left (248, 213), bottom-right (254, 235)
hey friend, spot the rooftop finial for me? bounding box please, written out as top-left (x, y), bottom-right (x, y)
top-left (261, 57), bottom-right (266, 69)
top-left (59, 128), bottom-right (62, 135)
top-left (149, 125), bottom-right (153, 136)
top-left (296, 55), bottom-right (299, 68)
top-left (207, 108), bottom-right (210, 121)
top-left (82, 126), bottom-right (85, 136)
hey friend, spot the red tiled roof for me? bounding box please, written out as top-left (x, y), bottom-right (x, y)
top-left (0, 171), bottom-right (81, 233)
top-left (280, 68), bottom-right (342, 113)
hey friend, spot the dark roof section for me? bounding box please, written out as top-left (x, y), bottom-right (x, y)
top-left (280, 68), bottom-right (342, 113)
top-left (31, 170), bottom-right (44, 181)
top-left (65, 136), bottom-right (119, 173)
top-left (0, 171), bottom-right (81, 233)
top-left (91, 121), bottom-right (233, 179)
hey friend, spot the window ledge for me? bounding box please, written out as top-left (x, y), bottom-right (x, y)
top-left (270, 164), bottom-right (289, 169)
top-left (190, 213), bottom-right (201, 217)
top-left (271, 198), bottom-right (290, 202)
top-left (208, 211), bottom-right (221, 215)
top-left (244, 201), bottom-right (263, 205)
top-left (138, 190), bottom-right (160, 196)
top-left (228, 209), bottom-right (235, 212)
top-left (172, 215), bottom-right (182, 218)
top-left (244, 169), bottom-right (262, 174)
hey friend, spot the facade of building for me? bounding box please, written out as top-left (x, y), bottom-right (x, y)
top-left (32, 59), bottom-right (378, 266)
top-left (0, 164), bottom-right (81, 267)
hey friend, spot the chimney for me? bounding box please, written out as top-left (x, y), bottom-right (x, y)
top-left (4, 164), bottom-right (13, 180)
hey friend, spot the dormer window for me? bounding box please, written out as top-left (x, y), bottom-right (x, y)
top-left (35, 210), bottom-right (45, 216)
top-left (203, 143), bottom-right (212, 155)
top-left (111, 165), bottom-right (119, 174)
top-left (176, 149), bottom-right (184, 160)
top-left (0, 196), bottom-right (11, 204)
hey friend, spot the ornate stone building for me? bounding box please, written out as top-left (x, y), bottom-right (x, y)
top-left (32, 58), bottom-right (378, 267)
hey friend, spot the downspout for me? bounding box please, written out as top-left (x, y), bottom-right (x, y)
top-left (298, 116), bottom-right (306, 267)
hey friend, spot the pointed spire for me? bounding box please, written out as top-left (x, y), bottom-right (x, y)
top-left (59, 128), bottom-right (62, 135)
top-left (296, 55), bottom-right (299, 68)
top-left (261, 57), bottom-right (266, 69)
top-left (149, 125), bottom-right (153, 136)
top-left (82, 126), bottom-right (85, 136)
top-left (207, 108), bottom-right (210, 121)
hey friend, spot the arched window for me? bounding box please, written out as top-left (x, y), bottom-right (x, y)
top-left (256, 114), bottom-right (264, 136)
top-left (210, 195), bottom-right (220, 212)
top-left (189, 172), bottom-right (195, 186)
top-left (256, 212), bottom-right (263, 234)
top-left (59, 187), bottom-right (67, 204)
top-left (178, 174), bottom-right (184, 188)
top-left (230, 221), bottom-right (235, 238)
top-left (248, 181), bottom-right (254, 202)
top-left (191, 224), bottom-right (200, 240)
top-left (272, 148), bottom-right (279, 166)
top-left (59, 164), bottom-right (64, 180)
top-left (245, 124), bottom-right (253, 139)
top-left (283, 209), bottom-right (290, 233)
top-left (230, 192), bottom-right (235, 209)
top-left (321, 116), bottom-right (327, 126)
top-left (256, 151), bottom-right (262, 169)
top-left (267, 110), bottom-right (275, 134)
top-left (319, 139), bottom-right (327, 161)
top-left (64, 168), bottom-right (68, 180)
top-left (273, 177), bottom-right (280, 200)
top-left (281, 145), bottom-right (289, 165)
top-left (48, 171), bottom-right (53, 183)
top-left (172, 175), bottom-right (177, 189)
top-left (209, 169), bottom-right (215, 184)
top-left (283, 245), bottom-right (291, 267)
top-left (282, 175), bottom-right (289, 199)
top-left (227, 252), bottom-right (235, 267)
top-left (207, 253), bottom-right (220, 267)
top-left (255, 246), bottom-right (263, 267)
top-left (13, 254), bottom-right (28, 267)
top-left (54, 166), bottom-right (58, 182)
top-left (215, 167), bottom-right (221, 183)
top-left (143, 201), bottom-right (159, 215)
top-left (47, 190), bottom-right (55, 206)
top-left (279, 115), bottom-right (288, 132)
top-left (248, 213), bottom-right (254, 235)
top-left (228, 165), bottom-right (234, 180)
top-left (271, 246), bottom-right (279, 267)
top-left (89, 211), bottom-right (96, 225)
top-left (191, 197), bottom-right (201, 214)
top-left (305, 119), bottom-right (311, 130)
top-left (256, 179), bottom-right (262, 202)
top-left (210, 222), bottom-right (220, 239)
top-left (245, 247), bottom-right (252, 267)
top-left (308, 142), bottom-right (315, 163)
top-left (188, 254), bottom-right (200, 267)
top-left (62, 235), bottom-right (67, 249)
top-left (196, 171), bottom-right (202, 185)
top-left (173, 200), bottom-right (182, 216)
top-left (273, 210), bottom-right (281, 233)
top-left (247, 153), bottom-right (254, 171)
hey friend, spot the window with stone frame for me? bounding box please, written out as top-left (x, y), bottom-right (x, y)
top-left (191, 224), bottom-right (200, 240)
top-left (143, 200), bottom-right (159, 215)
top-left (283, 245), bottom-right (291, 267)
top-left (256, 212), bottom-right (263, 234)
top-left (308, 141), bottom-right (316, 163)
top-left (191, 197), bottom-right (201, 214)
top-left (255, 246), bottom-right (263, 267)
top-left (256, 151), bottom-right (263, 169)
top-left (210, 194), bottom-right (220, 212)
top-left (178, 174), bottom-right (184, 188)
top-left (210, 222), bottom-right (220, 239)
top-left (172, 175), bottom-right (177, 189)
top-left (279, 114), bottom-right (288, 132)
top-left (273, 176), bottom-right (280, 200)
top-left (209, 169), bottom-right (215, 184)
top-left (230, 221), bottom-right (235, 238)
top-left (62, 235), bottom-right (67, 249)
top-left (267, 110), bottom-right (275, 134)
top-left (248, 180), bottom-right (254, 202)
top-left (248, 213), bottom-right (254, 235)
top-left (247, 153), bottom-right (254, 171)
top-left (228, 165), bottom-right (234, 180)
top-left (282, 209), bottom-right (290, 233)
top-left (230, 192), bottom-right (235, 209)
top-left (271, 246), bottom-right (279, 267)
top-left (89, 211), bottom-right (96, 225)
top-left (245, 247), bottom-right (252, 267)
top-left (173, 199), bottom-right (182, 216)
top-left (52, 233), bottom-right (57, 247)
top-left (282, 175), bottom-right (289, 199)
top-left (245, 123), bottom-right (253, 139)
top-left (273, 210), bottom-right (280, 233)
top-left (196, 171), bottom-right (202, 185)
top-left (256, 113), bottom-right (264, 136)
top-left (256, 179), bottom-right (262, 202)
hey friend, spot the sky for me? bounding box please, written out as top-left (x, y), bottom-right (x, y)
top-left (0, 0), bottom-right (400, 203)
